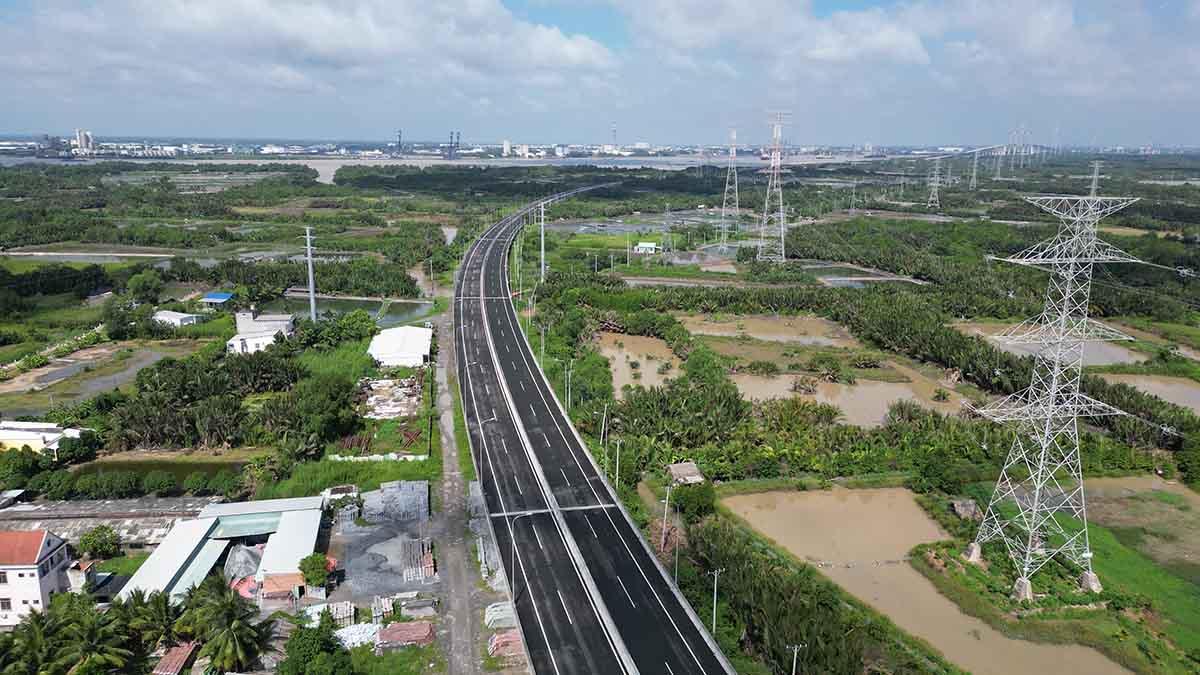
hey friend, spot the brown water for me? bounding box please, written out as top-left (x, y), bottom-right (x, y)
top-left (725, 489), bottom-right (1128, 675)
top-left (1100, 374), bottom-right (1200, 414)
top-left (954, 322), bottom-right (1147, 366)
top-left (699, 262), bottom-right (737, 274)
top-left (678, 314), bottom-right (860, 348)
top-left (596, 332), bottom-right (681, 398)
top-left (732, 361), bottom-right (963, 427)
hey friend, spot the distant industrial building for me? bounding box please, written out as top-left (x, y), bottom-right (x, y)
top-left (152, 310), bottom-right (203, 328)
top-left (0, 530), bottom-right (72, 627)
top-left (226, 310), bottom-right (295, 355)
top-left (502, 140), bottom-right (511, 157)
top-left (368, 326), bottom-right (433, 368)
top-left (73, 129), bottom-right (95, 156)
top-left (119, 496), bottom-right (325, 604)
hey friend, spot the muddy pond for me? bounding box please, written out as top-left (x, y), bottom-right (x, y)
top-left (955, 322), bottom-right (1146, 366)
top-left (596, 332), bottom-right (681, 397)
top-left (731, 365), bottom-right (963, 427)
top-left (1100, 374), bottom-right (1200, 415)
top-left (677, 313), bottom-right (859, 347)
top-left (724, 488), bottom-right (1128, 675)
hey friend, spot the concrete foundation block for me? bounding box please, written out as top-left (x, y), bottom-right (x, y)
top-left (1079, 571), bottom-right (1103, 593)
top-left (963, 542), bottom-right (983, 564)
top-left (1012, 577), bottom-right (1034, 602)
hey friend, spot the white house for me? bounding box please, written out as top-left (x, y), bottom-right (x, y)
top-left (368, 326), bottom-right (434, 368)
top-left (153, 310), bottom-right (203, 328)
top-left (0, 422), bottom-right (83, 455)
top-left (633, 242), bottom-right (660, 255)
top-left (0, 530), bottom-right (72, 627)
top-left (226, 311), bottom-right (295, 355)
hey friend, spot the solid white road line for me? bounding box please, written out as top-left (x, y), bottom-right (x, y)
top-left (560, 467), bottom-right (571, 486)
top-left (532, 520), bottom-right (544, 549)
top-left (584, 514), bottom-right (599, 538)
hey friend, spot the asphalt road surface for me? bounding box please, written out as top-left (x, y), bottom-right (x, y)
top-left (455, 187), bottom-right (733, 675)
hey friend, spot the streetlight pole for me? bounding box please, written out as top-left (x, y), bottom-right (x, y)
top-left (708, 568), bottom-right (725, 634)
top-left (539, 201), bottom-right (546, 282)
top-left (613, 438), bottom-right (622, 490)
top-left (787, 643), bottom-right (806, 675)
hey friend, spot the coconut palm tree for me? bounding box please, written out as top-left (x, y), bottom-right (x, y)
top-left (131, 591), bottom-right (184, 650)
top-left (3, 608), bottom-right (61, 675)
top-left (180, 577), bottom-right (274, 674)
top-left (53, 605), bottom-right (133, 675)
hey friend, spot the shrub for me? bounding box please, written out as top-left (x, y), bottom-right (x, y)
top-left (208, 470), bottom-right (241, 497)
top-left (26, 470), bottom-right (75, 500)
top-left (183, 471), bottom-right (211, 495)
top-left (299, 552), bottom-right (330, 588)
top-left (141, 470), bottom-right (178, 496)
top-left (673, 481), bottom-right (716, 523)
top-left (79, 525), bottom-right (120, 559)
top-left (72, 473), bottom-right (101, 499)
top-left (54, 431), bottom-right (102, 466)
top-left (95, 471), bottom-right (141, 498)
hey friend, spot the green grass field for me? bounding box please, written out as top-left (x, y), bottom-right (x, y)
top-left (96, 552), bottom-right (150, 576)
top-left (298, 338), bottom-right (377, 380)
top-left (255, 457), bottom-right (440, 499)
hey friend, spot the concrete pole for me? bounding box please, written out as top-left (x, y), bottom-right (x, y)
top-left (660, 481), bottom-right (673, 552)
top-left (614, 438), bottom-right (622, 489)
top-left (304, 226), bottom-right (317, 322)
top-left (539, 201), bottom-right (546, 282)
top-left (709, 568), bottom-right (724, 634)
top-left (788, 644), bottom-right (805, 675)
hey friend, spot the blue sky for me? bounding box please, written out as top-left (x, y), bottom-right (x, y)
top-left (1, 1), bottom-right (1198, 146)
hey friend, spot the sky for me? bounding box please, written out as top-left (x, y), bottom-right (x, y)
top-left (2, 0), bottom-right (1199, 146)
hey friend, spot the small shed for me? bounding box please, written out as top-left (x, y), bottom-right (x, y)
top-left (634, 242), bottom-right (659, 254)
top-left (152, 310), bottom-right (203, 327)
top-left (667, 461), bottom-right (706, 485)
top-left (198, 291), bottom-right (233, 306)
top-left (368, 326), bottom-right (434, 368)
top-left (152, 641), bottom-right (198, 675)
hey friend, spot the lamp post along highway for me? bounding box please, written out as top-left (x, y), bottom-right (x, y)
top-left (539, 201), bottom-right (546, 282)
top-left (660, 479), bottom-right (673, 552)
top-left (709, 567), bottom-right (725, 634)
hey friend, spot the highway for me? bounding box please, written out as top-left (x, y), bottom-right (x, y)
top-left (454, 187), bottom-right (733, 675)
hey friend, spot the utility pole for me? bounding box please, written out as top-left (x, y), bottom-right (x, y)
top-left (788, 643), bottom-right (807, 675)
top-left (614, 438), bottom-right (622, 490)
top-left (304, 226), bottom-right (317, 322)
top-left (660, 479), bottom-right (673, 552)
top-left (708, 568), bottom-right (725, 634)
top-left (539, 201), bottom-right (546, 282)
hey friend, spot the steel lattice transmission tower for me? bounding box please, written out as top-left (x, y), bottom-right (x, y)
top-left (969, 150), bottom-right (979, 190)
top-left (968, 191), bottom-right (1142, 600)
top-left (926, 157), bottom-right (942, 210)
top-left (719, 128), bottom-right (739, 250)
top-left (757, 112), bottom-right (789, 263)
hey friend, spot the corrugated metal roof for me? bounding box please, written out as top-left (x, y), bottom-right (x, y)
top-left (170, 538), bottom-right (229, 599)
top-left (119, 518), bottom-right (218, 600)
top-left (199, 496), bottom-right (324, 519)
top-left (255, 509), bottom-right (322, 581)
top-left (207, 512), bottom-right (283, 539)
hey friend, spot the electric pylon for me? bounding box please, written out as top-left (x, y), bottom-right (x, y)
top-left (757, 112), bottom-right (788, 263)
top-left (720, 128), bottom-right (739, 250)
top-left (969, 188), bottom-right (1142, 600)
top-left (970, 150), bottom-right (979, 190)
top-left (663, 203), bottom-right (673, 254)
top-left (926, 157), bottom-right (941, 210)
top-left (1089, 160), bottom-right (1102, 197)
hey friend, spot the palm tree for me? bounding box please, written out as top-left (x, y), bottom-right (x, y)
top-left (3, 608), bottom-right (61, 675)
top-left (54, 606), bottom-right (133, 675)
top-left (180, 577), bottom-right (275, 674)
top-left (132, 591), bottom-right (184, 650)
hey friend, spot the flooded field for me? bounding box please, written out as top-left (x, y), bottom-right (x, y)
top-left (1100, 374), bottom-right (1200, 414)
top-left (678, 313), bottom-right (860, 347)
top-left (595, 332), bottom-right (680, 397)
top-left (725, 488), bottom-right (1127, 675)
top-left (1086, 475), bottom-right (1200, 584)
top-left (731, 361), bottom-right (963, 427)
top-left (698, 262), bottom-right (737, 274)
top-left (954, 322), bottom-right (1147, 365)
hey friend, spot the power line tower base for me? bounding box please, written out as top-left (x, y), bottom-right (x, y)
top-left (1080, 571), bottom-right (1103, 593)
top-left (1012, 577), bottom-right (1034, 602)
top-left (963, 542), bottom-right (983, 565)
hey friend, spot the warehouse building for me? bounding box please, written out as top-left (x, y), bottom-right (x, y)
top-left (368, 325), bottom-right (433, 367)
top-left (118, 496), bottom-right (324, 603)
